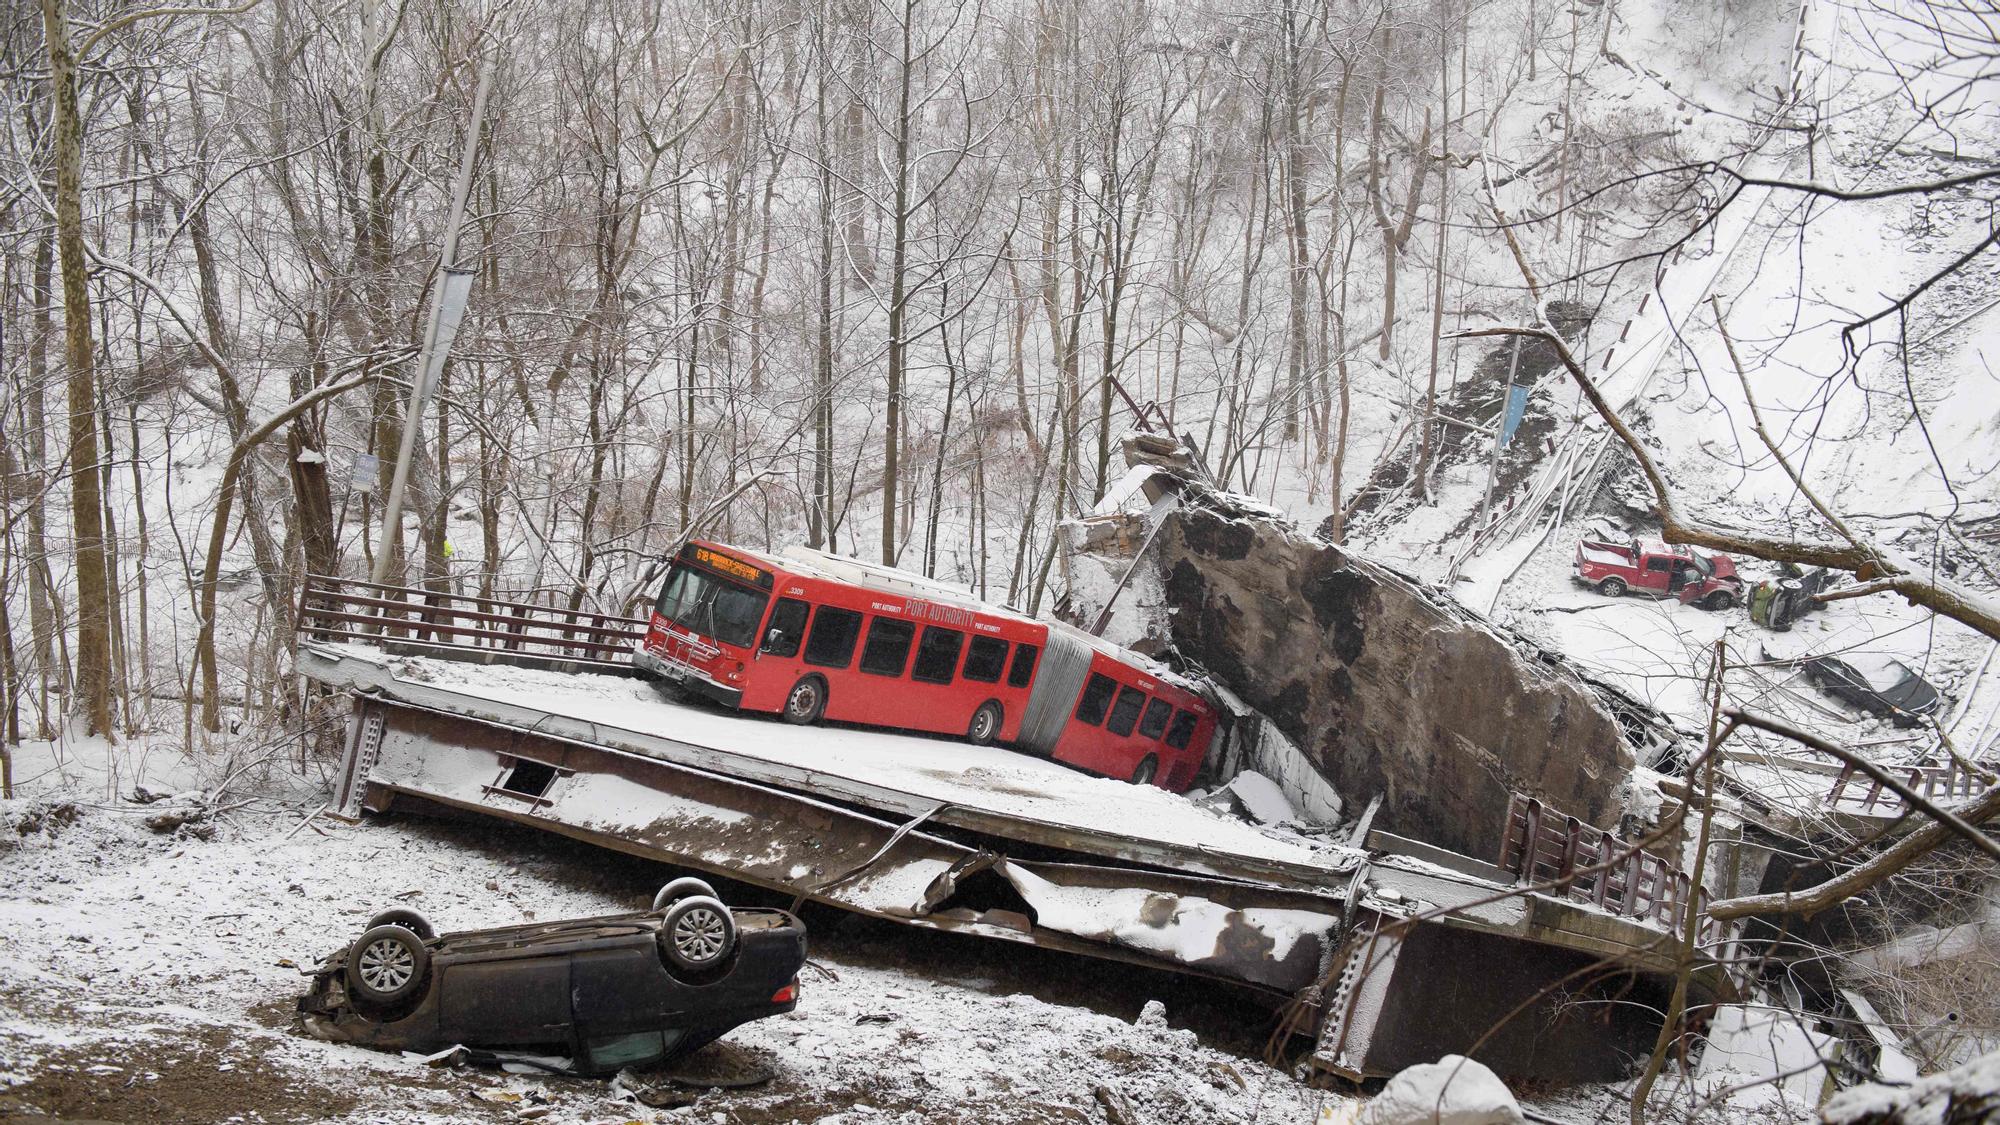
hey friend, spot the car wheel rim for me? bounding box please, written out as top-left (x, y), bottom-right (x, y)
top-left (359, 938), bottom-right (415, 993)
top-left (973, 708), bottom-right (995, 740)
top-left (788, 684), bottom-right (816, 718)
top-left (673, 907), bottom-right (728, 963)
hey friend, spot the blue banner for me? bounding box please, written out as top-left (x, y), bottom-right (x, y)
top-left (1499, 384), bottom-right (1531, 449)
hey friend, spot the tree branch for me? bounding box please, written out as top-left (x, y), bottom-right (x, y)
top-left (78, 0), bottom-right (264, 59)
top-left (1448, 324), bottom-right (2000, 641)
top-left (1706, 779), bottom-right (2000, 921)
top-left (1728, 709), bottom-right (2000, 864)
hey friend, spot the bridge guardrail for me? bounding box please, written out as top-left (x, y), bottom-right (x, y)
top-left (299, 574), bottom-right (648, 674)
top-left (1497, 792), bottom-right (1726, 944)
top-left (1826, 759), bottom-right (1994, 815)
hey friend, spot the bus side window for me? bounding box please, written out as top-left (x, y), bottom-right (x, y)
top-left (1138, 698), bottom-right (1173, 740)
top-left (859, 618), bottom-right (916, 677)
top-left (1008, 644), bottom-right (1040, 688)
top-left (761, 598), bottom-right (809, 658)
top-left (804, 607), bottom-right (863, 669)
top-left (911, 627), bottom-right (965, 685)
top-left (1164, 710), bottom-right (1198, 750)
top-left (1074, 673), bottom-right (1116, 725)
top-left (1105, 687), bottom-right (1146, 736)
top-left (962, 636), bottom-right (1009, 683)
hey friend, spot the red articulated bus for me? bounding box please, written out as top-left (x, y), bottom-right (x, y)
top-left (632, 539), bottom-right (1217, 791)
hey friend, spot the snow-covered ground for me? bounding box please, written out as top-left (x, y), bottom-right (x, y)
top-left (1348, 0), bottom-right (2000, 768)
top-left (0, 738), bottom-right (1344, 1124)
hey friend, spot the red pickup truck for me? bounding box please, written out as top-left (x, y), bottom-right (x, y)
top-left (1573, 537), bottom-right (1742, 610)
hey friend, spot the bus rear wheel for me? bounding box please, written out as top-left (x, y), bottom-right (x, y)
top-left (1130, 754), bottom-right (1159, 786)
top-left (967, 701), bottom-right (1003, 746)
top-left (782, 677), bottom-right (826, 725)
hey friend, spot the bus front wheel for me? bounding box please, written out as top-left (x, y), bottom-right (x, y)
top-left (967, 701), bottom-right (1003, 746)
top-left (783, 677), bottom-right (826, 725)
top-left (1130, 754), bottom-right (1159, 786)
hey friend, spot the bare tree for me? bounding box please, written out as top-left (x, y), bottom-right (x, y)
top-left (39, 0), bottom-right (113, 739)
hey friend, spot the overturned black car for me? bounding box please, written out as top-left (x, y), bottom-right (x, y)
top-left (298, 879), bottom-right (806, 1075)
top-left (1803, 653), bottom-right (1944, 728)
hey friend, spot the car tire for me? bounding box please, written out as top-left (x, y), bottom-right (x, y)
top-left (364, 907), bottom-right (437, 941)
top-left (1596, 577), bottom-right (1627, 598)
top-left (346, 923), bottom-right (430, 1008)
top-left (660, 895), bottom-right (737, 976)
top-left (967, 701), bottom-right (1003, 746)
top-left (782, 677), bottom-right (826, 726)
top-left (1704, 591), bottom-right (1735, 611)
top-left (652, 877), bottom-right (718, 913)
top-left (1130, 754), bottom-right (1160, 786)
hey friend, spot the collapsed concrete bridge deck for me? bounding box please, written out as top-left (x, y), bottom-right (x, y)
top-left (300, 636), bottom-right (1733, 1083)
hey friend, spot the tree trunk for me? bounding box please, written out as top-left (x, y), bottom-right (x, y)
top-left (24, 230), bottom-right (60, 729)
top-left (1412, 20), bottom-right (1454, 499)
top-left (882, 0), bottom-right (916, 564)
top-left (42, 0), bottom-right (115, 739)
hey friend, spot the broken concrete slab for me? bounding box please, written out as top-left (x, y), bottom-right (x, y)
top-left (1152, 485), bottom-right (1637, 856)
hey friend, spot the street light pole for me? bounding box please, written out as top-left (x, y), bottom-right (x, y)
top-left (371, 51), bottom-right (496, 587)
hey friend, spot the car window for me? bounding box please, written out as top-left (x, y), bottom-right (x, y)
top-left (1138, 698), bottom-right (1173, 740)
top-left (586, 1030), bottom-right (678, 1070)
top-left (761, 598), bottom-right (809, 658)
top-left (1106, 687), bottom-right (1147, 736)
top-left (860, 617), bottom-right (916, 677)
top-left (962, 636), bottom-right (1009, 683)
top-left (804, 607), bottom-right (863, 668)
top-left (911, 627), bottom-right (965, 685)
top-left (1075, 673), bottom-right (1116, 726)
top-left (1164, 710), bottom-right (1199, 750)
top-left (1008, 643), bottom-right (1039, 688)
top-left (1646, 558), bottom-right (1673, 572)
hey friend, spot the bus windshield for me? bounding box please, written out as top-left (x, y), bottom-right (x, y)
top-left (655, 564), bottom-right (769, 649)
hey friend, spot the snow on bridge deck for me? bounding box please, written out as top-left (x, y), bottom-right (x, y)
top-left (297, 641), bottom-right (1356, 886)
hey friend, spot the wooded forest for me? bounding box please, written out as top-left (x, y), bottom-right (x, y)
top-left (2, 0), bottom-right (1980, 753)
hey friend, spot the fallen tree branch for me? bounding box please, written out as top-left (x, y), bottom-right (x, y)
top-left (1447, 324), bottom-right (2000, 641)
top-left (1727, 709), bottom-right (2000, 864)
top-left (192, 370), bottom-right (378, 732)
top-left (1706, 779), bottom-right (2000, 921)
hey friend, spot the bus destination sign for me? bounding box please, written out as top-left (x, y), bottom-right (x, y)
top-left (682, 543), bottom-right (773, 589)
